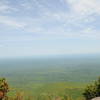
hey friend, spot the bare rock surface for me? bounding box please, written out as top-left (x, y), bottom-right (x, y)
top-left (92, 97), bottom-right (100, 100)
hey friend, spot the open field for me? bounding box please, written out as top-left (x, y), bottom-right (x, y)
top-left (0, 55), bottom-right (100, 99)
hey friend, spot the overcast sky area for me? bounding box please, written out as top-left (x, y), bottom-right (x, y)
top-left (0, 0), bottom-right (100, 58)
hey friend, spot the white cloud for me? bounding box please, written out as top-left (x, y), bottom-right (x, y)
top-left (0, 16), bottom-right (26, 28)
top-left (81, 28), bottom-right (100, 39)
top-left (0, 4), bottom-right (10, 12)
top-left (0, 0), bottom-right (100, 39)
top-left (0, 1), bottom-right (18, 13)
top-left (21, 2), bottom-right (33, 10)
top-left (67, 0), bottom-right (100, 16)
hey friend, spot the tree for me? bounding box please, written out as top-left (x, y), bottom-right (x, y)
top-left (0, 78), bottom-right (9, 100)
top-left (83, 77), bottom-right (100, 100)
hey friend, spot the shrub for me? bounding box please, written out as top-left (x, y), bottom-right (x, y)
top-left (83, 77), bottom-right (100, 100)
top-left (0, 78), bottom-right (9, 100)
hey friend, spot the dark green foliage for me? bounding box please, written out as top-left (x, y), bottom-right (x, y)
top-left (83, 77), bottom-right (100, 100)
top-left (0, 78), bottom-right (9, 92)
top-left (0, 78), bottom-right (9, 100)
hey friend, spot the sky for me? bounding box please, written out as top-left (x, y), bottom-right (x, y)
top-left (0, 0), bottom-right (100, 58)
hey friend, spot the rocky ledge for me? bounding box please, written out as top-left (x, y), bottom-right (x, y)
top-left (92, 97), bottom-right (100, 100)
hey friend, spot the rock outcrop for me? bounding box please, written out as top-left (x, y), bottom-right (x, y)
top-left (92, 97), bottom-right (100, 100)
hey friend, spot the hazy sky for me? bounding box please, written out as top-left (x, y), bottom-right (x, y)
top-left (0, 0), bottom-right (100, 58)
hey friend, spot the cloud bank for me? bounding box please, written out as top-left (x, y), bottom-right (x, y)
top-left (0, 0), bottom-right (100, 39)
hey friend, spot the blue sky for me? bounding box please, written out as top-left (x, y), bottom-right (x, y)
top-left (0, 0), bottom-right (100, 58)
